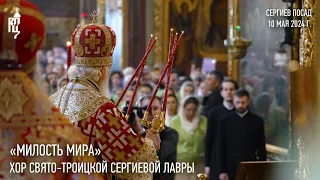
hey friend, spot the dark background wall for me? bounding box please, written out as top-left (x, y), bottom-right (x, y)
top-left (127, 0), bottom-right (146, 67)
top-left (29, 0), bottom-right (96, 17)
top-left (28, 0), bottom-right (97, 49)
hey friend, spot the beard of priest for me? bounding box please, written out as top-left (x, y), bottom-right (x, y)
top-left (216, 89), bottom-right (266, 180)
top-left (67, 64), bottom-right (111, 98)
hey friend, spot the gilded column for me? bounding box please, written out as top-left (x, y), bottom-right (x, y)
top-left (295, 0), bottom-right (319, 178)
top-left (288, 0), bottom-right (304, 159)
top-left (122, 0), bottom-right (128, 69)
top-left (225, 0), bottom-right (251, 83)
top-left (299, 0), bottom-right (317, 130)
top-left (97, 0), bottom-right (106, 24)
top-left (153, 0), bottom-right (169, 64)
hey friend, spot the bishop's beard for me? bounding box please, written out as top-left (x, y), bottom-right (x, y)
top-left (98, 67), bottom-right (111, 98)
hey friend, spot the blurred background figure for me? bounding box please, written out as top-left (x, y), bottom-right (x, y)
top-left (119, 88), bottom-right (135, 108)
top-left (111, 87), bottom-right (124, 103)
top-left (165, 94), bottom-right (179, 126)
top-left (202, 71), bottom-right (224, 116)
top-left (57, 76), bottom-right (68, 89)
top-left (169, 69), bottom-right (180, 93)
top-left (110, 71), bottom-right (124, 94)
top-left (170, 96), bottom-right (207, 180)
top-left (138, 83), bottom-right (154, 99)
top-left (198, 82), bottom-right (210, 97)
top-left (179, 81), bottom-right (195, 100)
top-left (46, 71), bottom-right (59, 95)
top-left (168, 87), bottom-right (176, 96)
top-left (122, 66), bottom-right (135, 86)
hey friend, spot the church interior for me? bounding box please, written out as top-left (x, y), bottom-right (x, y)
top-left (1, 0), bottom-right (320, 179)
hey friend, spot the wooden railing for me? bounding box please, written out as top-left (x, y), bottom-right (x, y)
top-left (266, 144), bottom-right (289, 161)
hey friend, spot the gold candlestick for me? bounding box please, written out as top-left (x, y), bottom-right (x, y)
top-left (141, 111), bottom-right (151, 129)
top-left (151, 110), bottom-right (162, 133)
top-left (142, 110), bottom-right (166, 133)
top-left (197, 173), bottom-right (207, 180)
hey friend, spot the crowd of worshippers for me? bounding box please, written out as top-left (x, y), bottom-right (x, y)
top-left (35, 48), bottom-right (69, 96)
top-left (109, 68), bottom-right (267, 180)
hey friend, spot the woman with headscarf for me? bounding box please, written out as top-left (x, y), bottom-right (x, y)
top-left (170, 96), bottom-right (207, 180)
top-left (179, 81), bottom-right (195, 101)
top-left (165, 94), bottom-right (179, 127)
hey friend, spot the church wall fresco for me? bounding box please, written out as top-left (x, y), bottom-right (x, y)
top-left (155, 0), bottom-right (228, 75)
top-left (239, 0), bottom-right (289, 150)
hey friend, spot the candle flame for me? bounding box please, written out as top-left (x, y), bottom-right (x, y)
top-left (66, 41), bottom-right (72, 46)
top-left (155, 37), bottom-right (158, 40)
top-left (181, 31), bottom-right (184, 34)
top-left (170, 28), bottom-right (173, 31)
top-left (151, 34), bottom-right (153, 37)
top-left (175, 33), bottom-right (178, 35)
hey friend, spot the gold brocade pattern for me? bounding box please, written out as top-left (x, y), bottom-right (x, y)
top-left (75, 56), bottom-right (113, 66)
top-left (0, 71), bottom-right (70, 127)
top-left (0, 77), bottom-right (28, 121)
top-left (24, 33), bottom-right (42, 52)
top-left (112, 138), bottom-right (158, 180)
top-left (72, 22), bottom-right (115, 66)
top-left (72, 23), bottom-right (114, 66)
top-left (300, 0), bottom-right (316, 67)
top-left (49, 82), bottom-right (110, 123)
top-left (98, 24), bottom-right (113, 56)
top-left (0, 71), bottom-right (104, 179)
top-left (74, 26), bottom-right (86, 56)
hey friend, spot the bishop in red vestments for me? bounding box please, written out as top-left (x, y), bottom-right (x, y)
top-left (50, 10), bottom-right (160, 180)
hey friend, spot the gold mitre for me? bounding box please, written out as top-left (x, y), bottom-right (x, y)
top-left (71, 10), bottom-right (116, 67)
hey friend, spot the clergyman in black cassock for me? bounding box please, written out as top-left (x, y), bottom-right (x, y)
top-left (205, 103), bottom-right (235, 178)
top-left (216, 111), bottom-right (267, 180)
top-left (204, 79), bottom-right (239, 179)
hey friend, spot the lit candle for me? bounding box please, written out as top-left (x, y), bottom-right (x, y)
top-left (116, 35), bottom-right (156, 107)
top-left (162, 29), bottom-right (174, 112)
top-left (66, 41), bottom-right (72, 82)
top-left (162, 32), bottom-right (184, 111)
top-left (125, 38), bottom-right (157, 119)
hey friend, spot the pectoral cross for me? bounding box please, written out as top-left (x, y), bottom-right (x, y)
top-left (90, 10), bottom-right (98, 23)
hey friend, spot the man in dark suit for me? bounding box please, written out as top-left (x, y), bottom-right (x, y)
top-left (204, 79), bottom-right (238, 179)
top-left (133, 95), bottom-right (178, 180)
top-left (202, 71), bottom-right (224, 117)
top-left (216, 89), bottom-right (266, 180)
